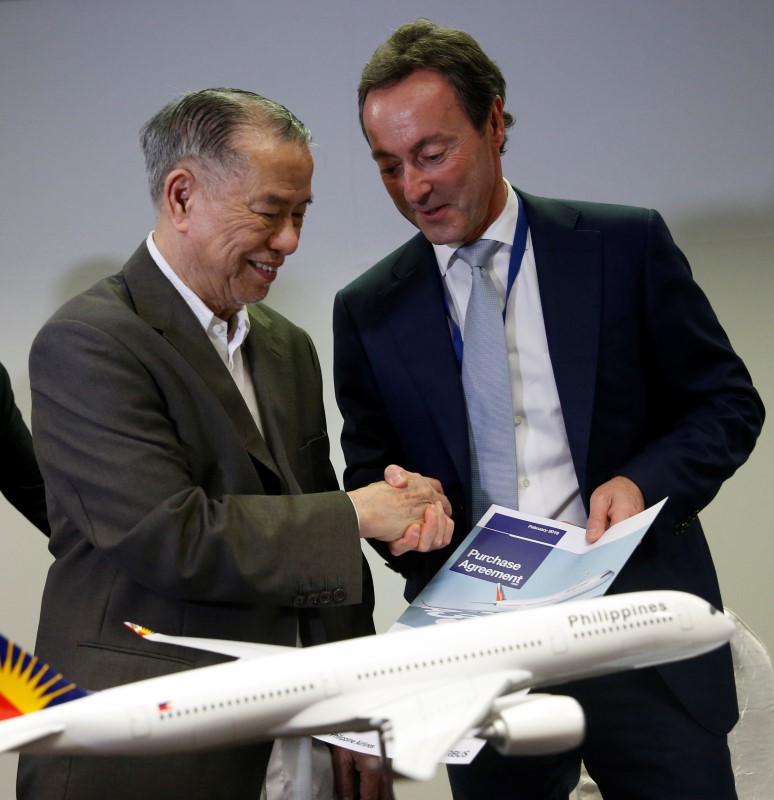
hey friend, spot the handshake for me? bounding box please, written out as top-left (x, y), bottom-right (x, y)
top-left (348, 465), bottom-right (454, 556)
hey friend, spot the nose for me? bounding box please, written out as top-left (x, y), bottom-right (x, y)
top-left (268, 216), bottom-right (301, 255)
top-left (403, 164), bottom-right (432, 206)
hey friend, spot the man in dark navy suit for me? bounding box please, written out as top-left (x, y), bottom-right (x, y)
top-left (333, 19), bottom-right (764, 799)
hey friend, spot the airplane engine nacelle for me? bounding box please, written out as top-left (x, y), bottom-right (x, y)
top-left (481, 693), bottom-right (585, 756)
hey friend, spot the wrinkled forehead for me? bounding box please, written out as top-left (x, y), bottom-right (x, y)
top-left (228, 133), bottom-right (314, 205)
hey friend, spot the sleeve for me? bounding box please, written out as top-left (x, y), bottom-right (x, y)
top-left (333, 289), bottom-right (408, 492)
top-left (612, 209), bottom-right (765, 522)
top-left (29, 316), bottom-right (363, 607)
top-left (333, 289), bottom-right (432, 586)
top-left (0, 362), bottom-right (50, 535)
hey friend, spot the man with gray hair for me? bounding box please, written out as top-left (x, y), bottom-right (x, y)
top-left (19, 88), bottom-right (452, 800)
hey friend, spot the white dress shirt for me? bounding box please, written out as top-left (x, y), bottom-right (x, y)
top-left (434, 181), bottom-right (587, 526)
top-left (146, 232), bottom-right (264, 435)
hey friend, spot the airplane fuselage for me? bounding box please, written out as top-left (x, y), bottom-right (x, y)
top-left (3, 590), bottom-right (732, 757)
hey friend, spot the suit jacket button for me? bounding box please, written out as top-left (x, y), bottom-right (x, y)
top-left (308, 593), bottom-right (319, 606)
top-left (319, 591), bottom-right (333, 605)
top-left (293, 595), bottom-right (306, 606)
top-left (332, 588), bottom-right (347, 603)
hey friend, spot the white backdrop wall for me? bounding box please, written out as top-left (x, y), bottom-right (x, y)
top-left (1, 2), bottom-right (772, 797)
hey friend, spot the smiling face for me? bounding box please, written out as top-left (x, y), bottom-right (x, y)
top-left (362, 69), bottom-right (506, 245)
top-left (162, 129), bottom-right (313, 320)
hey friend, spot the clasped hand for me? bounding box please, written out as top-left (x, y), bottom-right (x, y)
top-left (349, 465), bottom-right (454, 556)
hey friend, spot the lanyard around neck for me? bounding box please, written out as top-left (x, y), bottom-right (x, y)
top-left (445, 192), bottom-right (528, 366)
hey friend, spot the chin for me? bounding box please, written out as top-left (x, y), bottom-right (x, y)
top-left (250, 282), bottom-right (272, 302)
top-left (235, 289), bottom-right (269, 308)
top-left (418, 225), bottom-right (459, 247)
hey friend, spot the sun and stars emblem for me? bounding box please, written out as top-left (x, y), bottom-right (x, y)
top-left (0, 636), bottom-right (86, 719)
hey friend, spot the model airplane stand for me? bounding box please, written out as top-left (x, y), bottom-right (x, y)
top-left (569, 609), bottom-right (774, 800)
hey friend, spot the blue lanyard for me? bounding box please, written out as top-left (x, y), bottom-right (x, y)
top-left (445, 192), bottom-right (528, 366)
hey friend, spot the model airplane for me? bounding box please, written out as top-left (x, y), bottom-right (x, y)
top-left (0, 590), bottom-right (733, 781)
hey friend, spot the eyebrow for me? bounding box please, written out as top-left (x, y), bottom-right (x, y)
top-left (371, 134), bottom-right (449, 161)
top-left (260, 192), bottom-right (314, 207)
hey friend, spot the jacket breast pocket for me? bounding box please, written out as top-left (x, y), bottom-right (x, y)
top-left (75, 642), bottom-right (194, 691)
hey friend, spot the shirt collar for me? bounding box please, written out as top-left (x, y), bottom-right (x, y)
top-left (145, 231), bottom-right (251, 340)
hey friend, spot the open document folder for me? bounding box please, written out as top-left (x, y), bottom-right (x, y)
top-left (317, 499), bottom-right (667, 764)
top-left (392, 499), bottom-right (667, 631)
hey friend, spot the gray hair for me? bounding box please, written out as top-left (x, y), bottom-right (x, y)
top-left (139, 88), bottom-right (312, 208)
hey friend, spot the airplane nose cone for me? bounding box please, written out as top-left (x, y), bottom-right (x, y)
top-left (710, 605), bottom-right (736, 642)
top-left (720, 609), bottom-right (736, 637)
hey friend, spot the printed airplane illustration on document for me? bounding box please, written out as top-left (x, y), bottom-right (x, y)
top-left (421, 571), bottom-right (617, 619)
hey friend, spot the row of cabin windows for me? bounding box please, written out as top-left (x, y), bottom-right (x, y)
top-left (356, 639), bottom-right (543, 681)
top-left (158, 683), bottom-right (316, 718)
top-left (571, 615), bottom-right (672, 639)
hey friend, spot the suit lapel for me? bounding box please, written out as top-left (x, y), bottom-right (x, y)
top-left (379, 235), bottom-right (471, 490)
top-left (242, 306), bottom-right (302, 494)
top-left (121, 244), bottom-right (285, 486)
top-left (519, 191), bottom-right (601, 496)
top-left (378, 195), bottom-right (602, 504)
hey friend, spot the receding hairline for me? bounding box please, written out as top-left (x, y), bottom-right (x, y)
top-left (140, 87), bottom-right (313, 208)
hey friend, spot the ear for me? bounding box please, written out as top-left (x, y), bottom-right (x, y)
top-left (489, 96), bottom-right (506, 151)
top-left (162, 168), bottom-right (196, 232)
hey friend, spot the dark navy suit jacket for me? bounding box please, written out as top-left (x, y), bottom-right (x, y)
top-left (333, 189), bottom-right (764, 736)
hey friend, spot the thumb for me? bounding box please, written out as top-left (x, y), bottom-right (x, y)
top-left (384, 464), bottom-right (408, 488)
top-left (585, 499), bottom-right (609, 544)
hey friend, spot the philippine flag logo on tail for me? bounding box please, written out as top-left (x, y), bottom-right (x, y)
top-left (0, 634), bottom-right (89, 720)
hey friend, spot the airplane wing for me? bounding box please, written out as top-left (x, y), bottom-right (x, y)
top-left (0, 723), bottom-right (65, 753)
top-left (124, 623), bottom-right (293, 660)
top-left (291, 669), bottom-right (531, 780)
top-left (377, 670), bottom-right (528, 780)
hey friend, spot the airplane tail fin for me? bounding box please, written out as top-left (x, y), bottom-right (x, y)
top-left (0, 634), bottom-right (90, 720)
